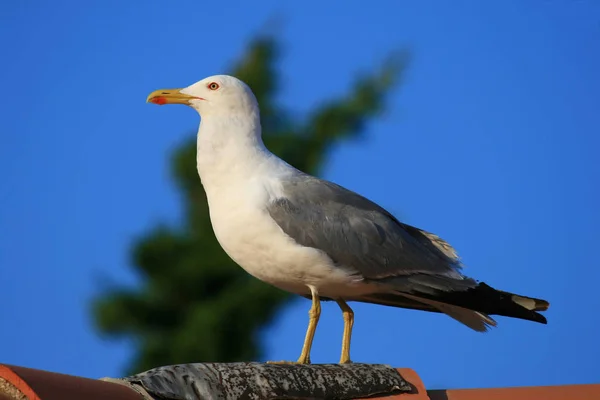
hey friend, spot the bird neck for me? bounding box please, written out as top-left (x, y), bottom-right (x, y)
top-left (195, 113), bottom-right (273, 190)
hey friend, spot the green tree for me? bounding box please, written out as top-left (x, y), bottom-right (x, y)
top-left (92, 34), bottom-right (408, 374)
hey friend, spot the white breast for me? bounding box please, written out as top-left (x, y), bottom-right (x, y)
top-left (205, 177), bottom-right (322, 293)
top-left (195, 121), bottom-right (374, 299)
top-left (205, 174), bottom-right (375, 298)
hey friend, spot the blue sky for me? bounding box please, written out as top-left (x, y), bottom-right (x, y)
top-left (1, 0), bottom-right (599, 390)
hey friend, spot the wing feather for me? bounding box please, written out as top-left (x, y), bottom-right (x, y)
top-left (267, 174), bottom-right (467, 282)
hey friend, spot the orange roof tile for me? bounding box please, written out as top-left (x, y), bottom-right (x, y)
top-left (1, 362), bottom-right (599, 400)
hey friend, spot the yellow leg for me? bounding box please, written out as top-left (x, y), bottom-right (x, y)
top-left (267, 286), bottom-right (320, 365)
top-left (297, 286), bottom-right (321, 364)
top-left (336, 299), bottom-right (354, 364)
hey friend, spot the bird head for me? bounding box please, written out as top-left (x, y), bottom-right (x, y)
top-left (147, 75), bottom-right (258, 117)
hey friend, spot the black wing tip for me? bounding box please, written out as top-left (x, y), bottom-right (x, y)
top-left (536, 313), bottom-right (548, 324)
top-left (475, 282), bottom-right (550, 324)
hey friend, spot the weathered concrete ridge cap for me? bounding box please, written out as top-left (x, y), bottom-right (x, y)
top-left (116, 362), bottom-right (412, 399)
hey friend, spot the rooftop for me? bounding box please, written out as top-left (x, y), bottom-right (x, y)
top-left (1, 362), bottom-right (599, 400)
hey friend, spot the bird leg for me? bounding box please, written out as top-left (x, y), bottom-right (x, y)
top-left (297, 286), bottom-right (321, 364)
top-left (267, 286), bottom-right (321, 365)
top-left (336, 299), bottom-right (354, 364)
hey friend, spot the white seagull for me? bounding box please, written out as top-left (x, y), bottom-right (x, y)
top-left (147, 75), bottom-right (549, 364)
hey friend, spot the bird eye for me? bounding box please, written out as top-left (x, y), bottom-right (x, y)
top-left (208, 82), bottom-right (220, 90)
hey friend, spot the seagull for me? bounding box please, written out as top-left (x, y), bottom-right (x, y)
top-left (147, 75), bottom-right (549, 364)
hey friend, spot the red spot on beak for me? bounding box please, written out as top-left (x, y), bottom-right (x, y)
top-left (151, 96), bottom-right (167, 105)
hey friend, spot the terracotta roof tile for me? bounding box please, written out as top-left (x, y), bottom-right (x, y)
top-left (1, 362), bottom-right (599, 400)
top-left (428, 384), bottom-right (600, 400)
top-left (0, 365), bottom-right (140, 400)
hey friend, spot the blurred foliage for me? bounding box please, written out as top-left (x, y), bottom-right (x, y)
top-left (92, 34), bottom-right (408, 374)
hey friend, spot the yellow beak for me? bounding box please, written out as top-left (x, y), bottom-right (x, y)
top-left (146, 89), bottom-right (198, 105)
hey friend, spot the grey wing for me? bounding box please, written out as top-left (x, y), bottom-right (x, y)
top-left (267, 174), bottom-right (469, 283)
